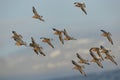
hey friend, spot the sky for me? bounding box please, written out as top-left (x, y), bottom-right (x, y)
top-left (0, 0), bottom-right (120, 79)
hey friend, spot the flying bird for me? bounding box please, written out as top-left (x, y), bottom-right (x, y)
top-left (12, 31), bottom-right (22, 41)
top-left (100, 45), bottom-right (117, 65)
top-left (90, 47), bottom-right (104, 60)
top-left (72, 60), bottom-right (86, 76)
top-left (101, 30), bottom-right (113, 45)
top-left (29, 37), bottom-right (46, 56)
top-left (76, 53), bottom-right (90, 65)
top-left (12, 31), bottom-right (27, 46)
top-left (14, 38), bottom-right (27, 46)
top-left (52, 28), bottom-right (64, 44)
top-left (89, 49), bottom-right (103, 68)
top-left (40, 37), bottom-right (54, 48)
top-left (74, 2), bottom-right (87, 15)
top-left (32, 6), bottom-right (45, 22)
top-left (63, 29), bottom-right (76, 40)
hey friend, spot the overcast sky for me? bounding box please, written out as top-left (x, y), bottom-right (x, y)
top-left (0, 0), bottom-right (120, 79)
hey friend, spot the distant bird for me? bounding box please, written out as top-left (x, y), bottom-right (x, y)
top-left (32, 6), bottom-right (45, 22)
top-left (63, 29), bottom-right (76, 40)
top-left (72, 60), bottom-right (86, 76)
top-left (89, 49), bottom-right (103, 68)
top-left (12, 31), bottom-right (27, 46)
top-left (40, 37), bottom-right (54, 48)
top-left (29, 37), bottom-right (46, 56)
top-left (14, 38), bottom-right (27, 46)
top-left (90, 47), bottom-right (104, 60)
top-left (74, 2), bottom-right (87, 15)
top-left (12, 31), bottom-right (22, 41)
top-left (52, 28), bottom-right (64, 44)
top-left (101, 30), bottom-right (113, 45)
top-left (76, 53), bottom-right (90, 65)
top-left (100, 45), bottom-right (117, 65)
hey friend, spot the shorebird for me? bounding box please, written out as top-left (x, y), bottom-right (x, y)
top-left (63, 29), bottom-right (76, 40)
top-left (72, 60), bottom-right (86, 76)
top-left (74, 2), bottom-right (87, 15)
top-left (32, 6), bottom-right (45, 22)
top-left (14, 38), bottom-right (27, 46)
top-left (89, 49), bottom-right (103, 68)
top-left (100, 45), bottom-right (117, 65)
top-left (76, 53), bottom-right (90, 65)
top-left (90, 47), bottom-right (104, 60)
top-left (12, 31), bottom-right (22, 41)
top-left (29, 37), bottom-right (46, 56)
top-left (52, 28), bottom-right (64, 44)
top-left (101, 30), bottom-right (113, 45)
top-left (12, 31), bottom-right (27, 46)
top-left (40, 37), bottom-right (54, 48)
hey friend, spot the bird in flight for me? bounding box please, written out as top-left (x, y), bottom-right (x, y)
top-left (89, 48), bottom-right (103, 68)
top-left (12, 31), bottom-right (27, 46)
top-left (74, 2), bottom-right (87, 15)
top-left (72, 60), bottom-right (86, 76)
top-left (32, 6), bottom-right (45, 22)
top-left (40, 37), bottom-right (54, 48)
top-left (63, 29), bottom-right (76, 41)
top-left (52, 28), bottom-right (64, 44)
top-left (29, 37), bottom-right (46, 56)
top-left (100, 30), bottom-right (113, 45)
top-left (76, 53), bottom-right (90, 65)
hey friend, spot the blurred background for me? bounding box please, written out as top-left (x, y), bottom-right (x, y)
top-left (0, 0), bottom-right (120, 80)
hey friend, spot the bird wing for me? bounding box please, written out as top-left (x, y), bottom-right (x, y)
top-left (107, 35), bottom-right (113, 45)
top-left (39, 17), bottom-right (45, 22)
top-left (100, 30), bottom-right (107, 33)
top-left (32, 6), bottom-right (38, 15)
top-left (59, 34), bottom-right (64, 44)
top-left (63, 29), bottom-right (70, 38)
top-left (47, 41), bottom-right (54, 48)
top-left (76, 53), bottom-right (83, 60)
top-left (81, 7), bottom-right (87, 15)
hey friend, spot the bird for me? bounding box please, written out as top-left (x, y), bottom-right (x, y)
top-left (12, 31), bottom-right (22, 41)
top-left (29, 37), bottom-right (46, 56)
top-left (89, 48), bottom-right (103, 68)
top-left (14, 38), bottom-right (27, 46)
top-left (52, 28), bottom-right (64, 44)
top-left (12, 31), bottom-right (27, 46)
top-left (74, 2), bottom-right (87, 15)
top-left (63, 29), bottom-right (76, 40)
top-left (76, 53), bottom-right (90, 65)
top-left (40, 37), bottom-right (54, 48)
top-left (32, 6), bottom-right (45, 22)
top-left (72, 60), bottom-right (86, 76)
top-left (90, 47), bottom-right (104, 60)
top-left (100, 45), bottom-right (117, 65)
top-left (100, 30), bottom-right (113, 45)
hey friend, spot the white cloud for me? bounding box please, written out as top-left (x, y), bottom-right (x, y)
top-left (32, 64), bottom-right (44, 70)
top-left (77, 38), bottom-right (92, 44)
top-left (47, 63), bottom-right (56, 69)
top-left (50, 50), bottom-right (60, 58)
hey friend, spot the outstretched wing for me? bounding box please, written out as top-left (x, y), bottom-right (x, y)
top-left (100, 30), bottom-right (107, 33)
top-left (76, 53), bottom-right (82, 60)
top-left (81, 7), bottom-right (87, 15)
top-left (47, 41), bottom-right (54, 48)
top-left (32, 6), bottom-right (38, 15)
top-left (107, 34), bottom-right (113, 45)
top-left (63, 29), bottom-right (70, 37)
top-left (59, 34), bottom-right (64, 44)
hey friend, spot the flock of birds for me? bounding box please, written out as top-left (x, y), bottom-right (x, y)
top-left (71, 29), bottom-right (117, 76)
top-left (11, 1), bottom-right (118, 77)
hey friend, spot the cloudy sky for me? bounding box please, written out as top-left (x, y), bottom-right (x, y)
top-left (0, 0), bottom-right (120, 79)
